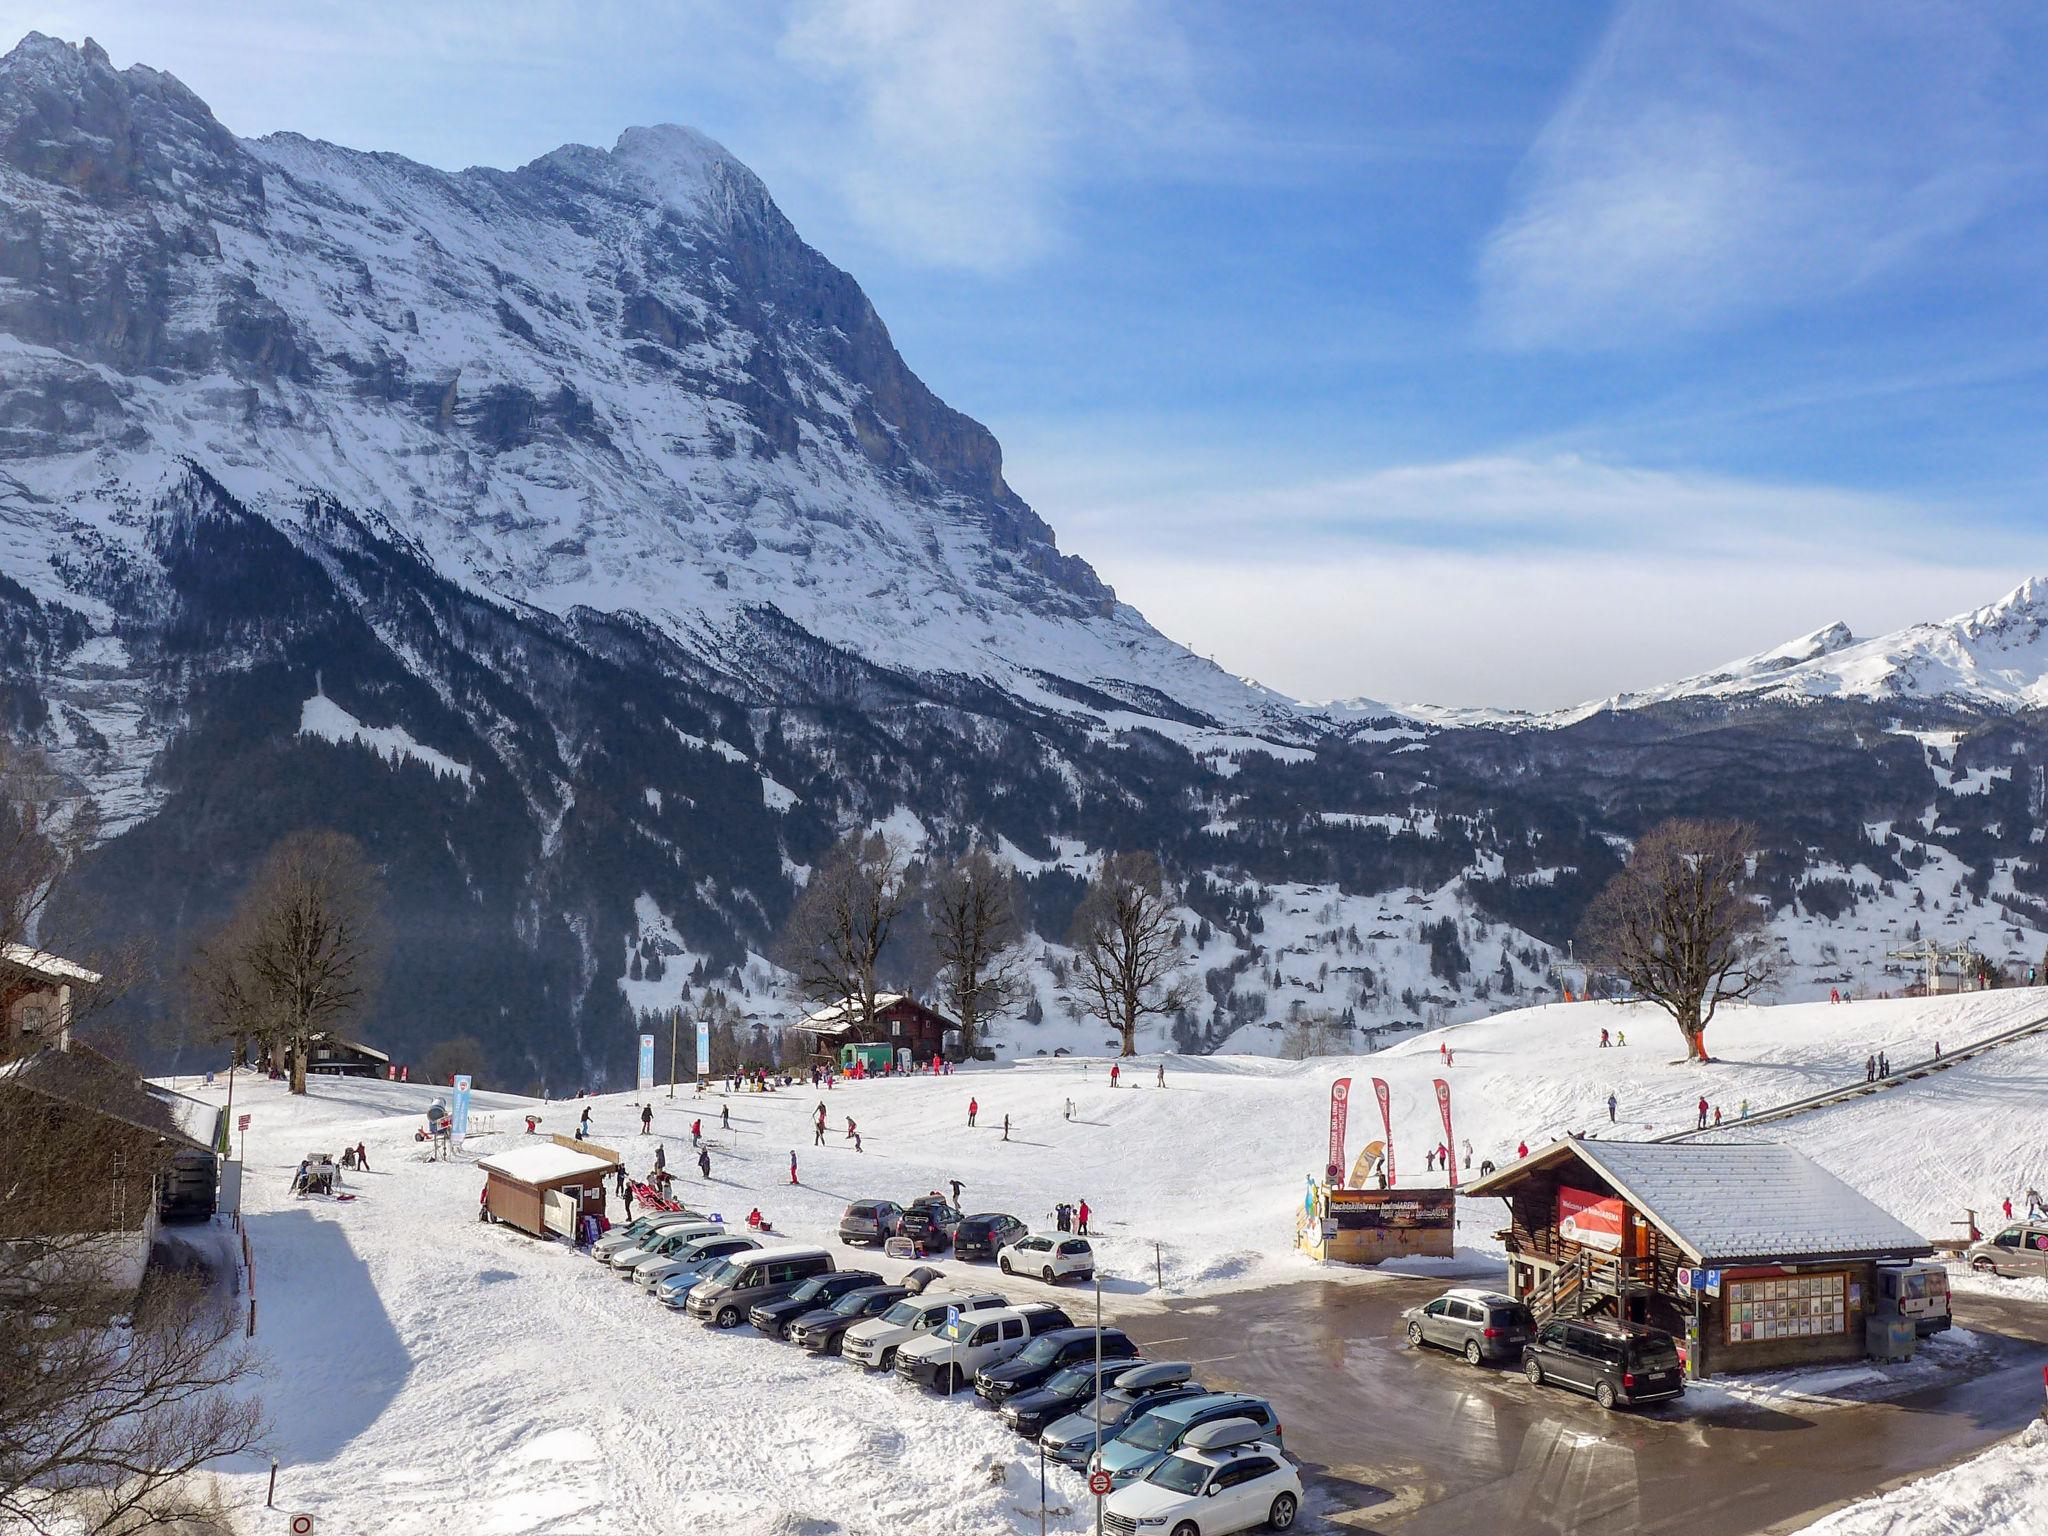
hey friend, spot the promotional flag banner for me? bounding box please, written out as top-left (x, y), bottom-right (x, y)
top-left (1433, 1078), bottom-right (1458, 1187)
top-left (1371, 1077), bottom-right (1396, 1187)
top-left (695, 1019), bottom-right (711, 1077)
top-left (451, 1074), bottom-right (472, 1138)
top-left (637, 1033), bottom-right (655, 1091)
top-left (1327, 1077), bottom-right (1352, 1183)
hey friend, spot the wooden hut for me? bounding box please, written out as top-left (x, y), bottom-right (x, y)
top-left (1465, 1137), bottom-right (1933, 1375)
top-left (477, 1137), bottom-right (618, 1238)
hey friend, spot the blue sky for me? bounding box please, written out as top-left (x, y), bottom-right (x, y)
top-left (24, 0), bottom-right (2048, 706)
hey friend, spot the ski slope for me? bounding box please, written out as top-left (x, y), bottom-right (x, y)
top-left (170, 988), bottom-right (2048, 1534)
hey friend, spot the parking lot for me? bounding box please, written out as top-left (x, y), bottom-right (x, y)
top-left (1114, 1275), bottom-right (2048, 1535)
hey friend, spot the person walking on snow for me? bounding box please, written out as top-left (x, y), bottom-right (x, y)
top-left (621, 1182), bottom-right (634, 1219)
top-left (1696, 1096), bottom-right (1709, 1130)
top-left (1064, 1098), bottom-right (1073, 1121)
top-left (2003, 1195), bottom-right (2013, 1221)
top-left (968, 1097), bottom-right (978, 1127)
top-left (813, 1115), bottom-right (826, 1147)
top-left (1866, 1054), bottom-right (1876, 1083)
top-left (356, 1142), bottom-right (370, 1171)
top-left (720, 1103), bottom-right (730, 1130)
top-left (1616, 1031), bottom-right (1625, 1047)
top-left (1600, 1028), bottom-right (1610, 1048)
top-left (696, 1147), bottom-right (710, 1179)
top-left (790, 1151), bottom-right (800, 1185)
top-left (844, 1117), bottom-right (857, 1142)
top-left (1713, 1105), bottom-right (1722, 1126)
top-left (1425, 1147), bottom-right (1436, 1173)
top-left (1110, 1064), bottom-right (1120, 1088)
top-left (692, 1118), bottom-right (704, 1146)
top-left (1516, 1140), bottom-right (1528, 1160)
top-left (1607, 1092), bottom-right (1618, 1123)
top-left (1002, 1114), bottom-right (1010, 1142)
top-left (640, 1104), bottom-right (653, 1134)
top-left (654, 1143), bottom-right (666, 1172)
top-left (1156, 1063), bottom-right (1165, 1087)
top-left (949, 1179), bottom-right (963, 1205)
top-left (1076, 1200), bottom-right (1091, 1235)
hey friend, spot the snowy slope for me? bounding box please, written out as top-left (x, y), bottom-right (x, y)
top-left (169, 988), bottom-right (2048, 1532)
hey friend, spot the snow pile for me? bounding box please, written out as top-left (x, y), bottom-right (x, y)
top-left (1795, 1420), bottom-right (2048, 1536)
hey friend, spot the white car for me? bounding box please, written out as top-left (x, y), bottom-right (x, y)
top-left (894, 1301), bottom-right (1070, 1393)
top-left (591, 1211), bottom-right (705, 1262)
top-left (999, 1234), bottom-right (1095, 1285)
top-left (841, 1289), bottom-right (1008, 1372)
top-left (1101, 1422), bottom-right (1301, 1536)
top-left (609, 1222), bottom-right (724, 1275)
top-left (633, 1233), bottom-right (758, 1292)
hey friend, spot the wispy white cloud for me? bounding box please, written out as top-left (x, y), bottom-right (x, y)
top-left (1477, 0), bottom-right (2048, 348)
top-left (776, 0), bottom-right (1200, 270)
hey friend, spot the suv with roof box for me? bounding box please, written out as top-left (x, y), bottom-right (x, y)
top-left (1102, 1420), bottom-right (1301, 1536)
top-left (1402, 1287), bottom-right (1534, 1365)
top-left (1040, 1362), bottom-right (1205, 1465)
top-left (1522, 1317), bottom-right (1684, 1410)
top-left (1091, 1392), bottom-right (1282, 1489)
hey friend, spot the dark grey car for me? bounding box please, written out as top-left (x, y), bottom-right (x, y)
top-left (1403, 1288), bottom-right (1534, 1365)
top-left (1522, 1318), bottom-right (1685, 1410)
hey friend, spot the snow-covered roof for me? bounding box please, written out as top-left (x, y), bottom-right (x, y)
top-left (1473, 1137), bottom-right (1931, 1264)
top-left (322, 1036), bottom-right (389, 1063)
top-left (477, 1144), bottom-right (617, 1185)
top-left (797, 993), bottom-right (909, 1037)
top-left (0, 943), bottom-right (102, 985)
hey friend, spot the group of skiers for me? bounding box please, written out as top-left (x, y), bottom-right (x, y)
top-left (1051, 1199), bottom-right (1091, 1235)
top-left (1597, 1028), bottom-right (1626, 1047)
top-left (1865, 1052), bottom-right (1893, 1081)
top-left (811, 1102), bottom-right (864, 1152)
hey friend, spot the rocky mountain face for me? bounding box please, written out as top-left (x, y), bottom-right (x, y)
top-left (4, 35), bottom-right (2047, 1089)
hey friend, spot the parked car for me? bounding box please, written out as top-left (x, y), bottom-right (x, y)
top-left (684, 1245), bottom-right (835, 1328)
top-left (1522, 1318), bottom-right (1685, 1410)
top-left (1040, 1363), bottom-right (1206, 1467)
top-left (897, 1196), bottom-right (964, 1253)
top-left (976, 1326), bottom-right (1140, 1406)
top-left (654, 1236), bottom-right (763, 1307)
top-left (1000, 1234), bottom-right (1095, 1284)
top-left (1092, 1393), bottom-right (1283, 1489)
top-left (842, 1289), bottom-right (1008, 1372)
top-left (895, 1301), bottom-right (1073, 1393)
top-left (1402, 1287), bottom-right (1535, 1365)
top-left (788, 1284), bottom-right (911, 1355)
top-left (1102, 1420), bottom-right (1302, 1536)
top-left (635, 1232), bottom-right (758, 1293)
top-left (611, 1222), bottom-right (725, 1277)
top-left (954, 1213), bottom-right (1029, 1262)
top-left (1000, 1353), bottom-right (1156, 1440)
top-left (838, 1200), bottom-right (906, 1246)
top-left (592, 1210), bottom-right (707, 1262)
top-left (1965, 1222), bottom-right (2048, 1278)
top-left (750, 1270), bottom-right (884, 1339)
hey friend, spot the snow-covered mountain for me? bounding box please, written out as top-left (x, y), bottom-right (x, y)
top-left (7, 33), bottom-right (2048, 1090)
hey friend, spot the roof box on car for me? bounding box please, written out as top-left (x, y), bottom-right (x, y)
top-left (1183, 1416), bottom-right (1265, 1453)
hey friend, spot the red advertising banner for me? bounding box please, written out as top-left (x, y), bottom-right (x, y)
top-left (1371, 1077), bottom-right (1395, 1187)
top-left (1433, 1078), bottom-right (1458, 1188)
top-left (1557, 1184), bottom-right (1626, 1252)
top-left (1327, 1077), bottom-right (1352, 1182)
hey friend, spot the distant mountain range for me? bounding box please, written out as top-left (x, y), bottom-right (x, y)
top-left (5, 34), bottom-right (2046, 1089)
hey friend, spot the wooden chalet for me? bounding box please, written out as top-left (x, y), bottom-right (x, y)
top-left (795, 993), bottom-right (957, 1066)
top-left (1465, 1137), bottom-right (1933, 1375)
top-left (478, 1137), bottom-right (617, 1238)
top-left (2, 942), bottom-right (100, 1058)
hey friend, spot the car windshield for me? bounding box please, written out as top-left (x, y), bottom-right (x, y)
top-left (1121, 1411), bottom-right (1184, 1451)
top-left (789, 1277), bottom-right (831, 1303)
top-left (1145, 1454), bottom-right (1210, 1495)
top-left (1016, 1336), bottom-right (1064, 1367)
top-left (703, 1258), bottom-right (745, 1285)
top-left (1046, 1365), bottom-right (1097, 1394)
top-left (1628, 1338), bottom-right (1681, 1369)
top-left (832, 1290), bottom-right (879, 1316)
top-left (938, 1316), bottom-right (976, 1342)
top-left (879, 1302), bottom-right (923, 1326)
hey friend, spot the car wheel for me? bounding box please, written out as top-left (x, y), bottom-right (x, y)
top-left (1971, 1256), bottom-right (1996, 1273)
top-left (1464, 1339), bottom-right (1483, 1366)
top-left (1595, 1381), bottom-right (1618, 1410)
top-left (1043, 1266), bottom-right (1058, 1284)
top-left (879, 1347), bottom-right (897, 1370)
top-left (1406, 1322), bottom-right (1423, 1348)
top-left (1171, 1522), bottom-right (1201, 1536)
top-left (946, 1365), bottom-right (965, 1394)
top-left (1268, 1491), bottom-right (1299, 1529)
top-left (715, 1306), bottom-right (740, 1329)
top-left (1524, 1357), bottom-right (1544, 1386)
top-left (1001, 1257), bottom-right (1013, 1275)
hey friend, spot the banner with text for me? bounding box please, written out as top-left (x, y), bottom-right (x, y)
top-left (637, 1033), bottom-right (655, 1092)
top-left (1433, 1078), bottom-right (1458, 1187)
top-left (1371, 1077), bottom-right (1396, 1187)
top-left (1327, 1077), bottom-right (1352, 1183)
top-left (1558, 1184), bottom-right (1626, 1252)
top-left (451, 1074), bottom-right (472, 1138)
top-left (695, 1019), bottom-right (711, 1077)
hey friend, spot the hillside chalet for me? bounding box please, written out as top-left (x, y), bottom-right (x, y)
top-left (1465, 1137), bottom-right (1934, 1375)
top-left (2, 942), bottom-right (99, 1058)
top-left (794, 993), bottom-right (957, 1066)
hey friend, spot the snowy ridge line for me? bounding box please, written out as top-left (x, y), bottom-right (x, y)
top-left (1655, 1008), bottom-right (2048, 1143)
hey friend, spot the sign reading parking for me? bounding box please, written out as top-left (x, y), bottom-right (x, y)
top-left (1088, 1470), bottom-right (1113, 1497)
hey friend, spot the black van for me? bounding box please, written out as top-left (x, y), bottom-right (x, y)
top-left (1522, 1318), bottom-right (1684, 1409)
top-left (156, 1149), bottom-right (218, 1221)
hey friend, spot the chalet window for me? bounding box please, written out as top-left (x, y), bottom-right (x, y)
top-left (18, 1005), bottom-right (46, 1038)
top-left (890, 1020), bottom-right (901, 1038)
top-left (1725, 1272), bottom-right (1846, 1344)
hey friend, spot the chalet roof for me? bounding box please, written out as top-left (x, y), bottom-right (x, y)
top-left (0, 1042), bottom-right (212, 1153)
top-left (797, 993), bottom-right (924, 1037)
top-left (477, 1144), bottom-right (616, 1185)
top-left (1465, 1136), bottom-right (1931, 1265)
top-left (0, 943), bottom-right (102, 986)
top-left (322, 1036), bottom-right (389, 1063)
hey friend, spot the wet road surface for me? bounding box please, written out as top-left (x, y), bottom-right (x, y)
top-left (1115, 1275), bottom-right (2048, 1535)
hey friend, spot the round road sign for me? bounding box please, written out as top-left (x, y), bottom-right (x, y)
top-left (287, 1515), bottom-right (314, 1535)
top-left (1088, 1470), bottom-right (1113, 1497)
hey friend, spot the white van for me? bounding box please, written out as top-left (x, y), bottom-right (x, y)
top-left (893, 1301), bottom-right (1071, 1393)
top-left (842, 1289), bottom-right (1007, 1372)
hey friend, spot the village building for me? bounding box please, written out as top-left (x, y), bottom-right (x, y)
top-left (276, 1035), bottom-right (391, 1078)
top-left (478, 1138), bottom-right (618, 1238)
top-left (794, 993), bottom-right (957, 1067)
top-left (1465, 1137), bottom-right (1935, 1376)
top-left (2, 942), bottom-right (100, 1058)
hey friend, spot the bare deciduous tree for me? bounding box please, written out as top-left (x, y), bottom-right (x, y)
top-left (1579, 819), bottom-right (1774, 1062)
top-left (187, 830), bottom-right (386, 1093)
top-left (0, 1080), bottom-right (265, 1534)
top-left (777, 832), bottom-right (914, 1042)
top-left (927, 847), bottom-right (1027, 1057)
top-left (1067, 851), bottom-right (1191, 1058)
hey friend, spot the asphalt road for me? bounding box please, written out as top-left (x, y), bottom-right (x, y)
top-left (1115, 1276), bottom-right (2048, 1536)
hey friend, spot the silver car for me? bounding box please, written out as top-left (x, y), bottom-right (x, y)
top-left (1403, 1287), bottom-right (1535, 1366)
top-left (1966, 1222), bottom-right (2048, 1278)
